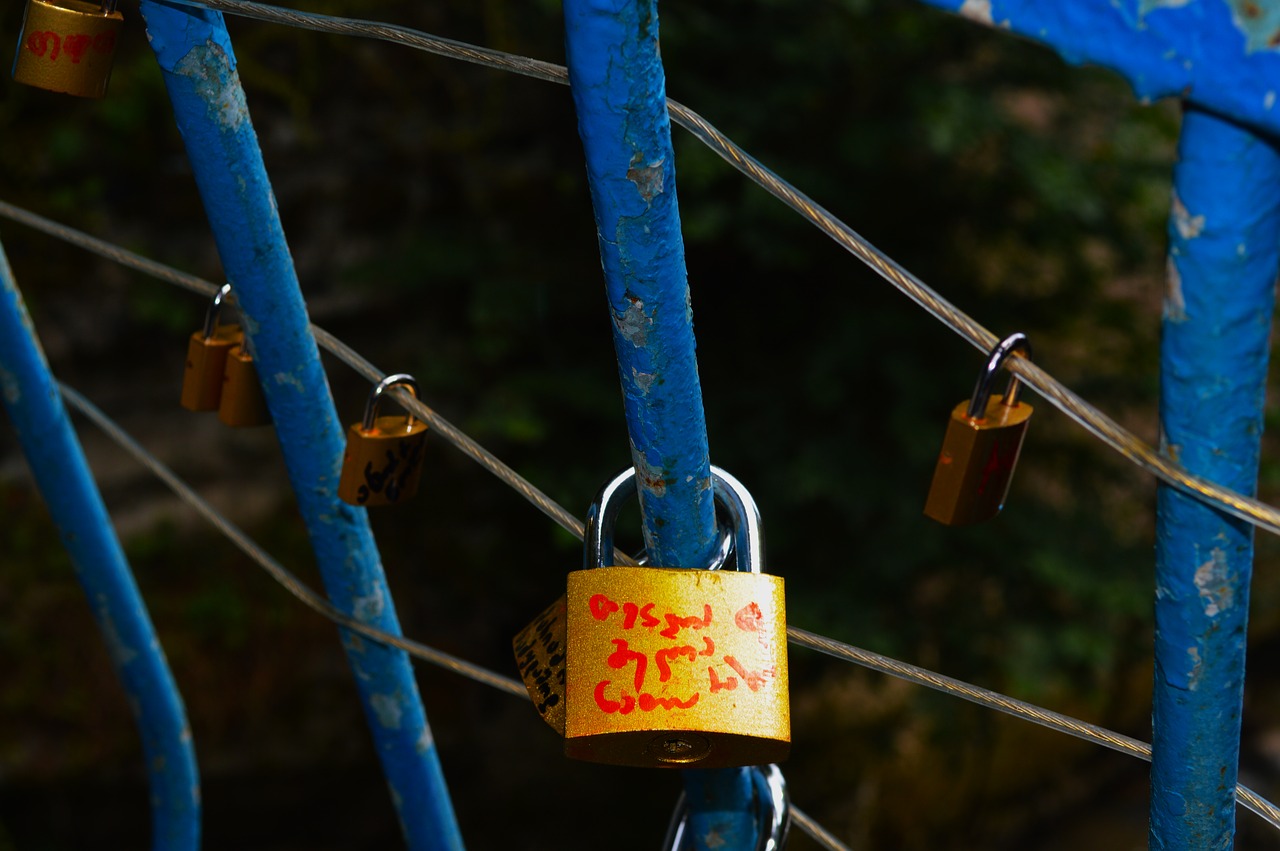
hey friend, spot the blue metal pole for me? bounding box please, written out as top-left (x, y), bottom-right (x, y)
top-left (1151, 107), bottom-right (1280, 849)
top-left (561, 2), bottom-right (757, 847)
top-left (136, 5), bottom-right (462, 848)
top-left (0, 239), bottom-right (200, 850)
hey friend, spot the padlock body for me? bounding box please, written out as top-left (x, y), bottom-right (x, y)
top-left (180, 324), bottom-right (242, 412)
top-left (564, 566), bottom-right (789, 769)
top-left (513, 595), bottom-right (569, 735)
top-left (337, 416), bottom-right (428, 506)
top-left (924, 393), bottom-right (1032, 525)
top-left (12, 0), bottom-right (122, 98)
top-left (217, 346), bottom-right (271, 427)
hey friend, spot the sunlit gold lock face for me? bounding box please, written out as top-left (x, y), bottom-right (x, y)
top-left (12, 0), bottom-right (123, 98)
top-left (338, 374), bottom-right (429, 507)
top-left (518, 467), bottom-right (790, 769)
top-left (924, 334), bottom-right (1034, 526)
top-left (180, 323), bottom-right (242, 412)
top-left (217, 345), bottom-right (271, 428)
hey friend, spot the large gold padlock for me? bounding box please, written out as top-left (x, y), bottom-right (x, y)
top-left (924, 333), bottom-right (1033, 526)
top-left (217, 342), bottom-right (271, 428)
top-left (515, 466), bottom-right (790, 769)
top-left (181, 284), bottom-right (242, 412)
top-left (12, 0), bottom-right (122, 98)
top-left (337, 373), bottom-right (428, 506)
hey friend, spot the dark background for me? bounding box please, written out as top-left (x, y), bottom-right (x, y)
top-left (2, 0), bottom-right (1280, 848)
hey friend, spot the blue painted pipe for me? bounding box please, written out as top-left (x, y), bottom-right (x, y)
top-left (1151, 107), bottom-right (1280, 848)
top-left (136, 5), bottom-right (462, 848)
top-left (0, 240), bottom-right (200, 850)
top-left (912, 0), bottom-right (1280, 141)
top-left (561, 2), bottom-right (757, 848)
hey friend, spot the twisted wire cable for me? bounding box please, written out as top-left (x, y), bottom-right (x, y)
top-left (145, 0), bottom-right (1280, 538)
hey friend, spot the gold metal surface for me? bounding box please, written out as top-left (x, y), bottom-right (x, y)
top-left (924, 393), bottom-right (1032, 525)
top-left (180, 324), bottom-right (242, 412)
top-left (564, 566), bottom-right (789, 768)
top-left (512, 595), bottom-right (568, 734)
top-left (217, 346), bottom-right (271, 427)
top-left (12, 0), bottom-right (123, 98)
top-left (337, 416), bottom-right (428, 506)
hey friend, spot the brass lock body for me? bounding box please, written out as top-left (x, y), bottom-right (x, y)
top-left (924, 333), bottom-right (1033, 526)
top-left (516, 467), bottom-right (789, 769)
top-left (181, 285), bottom-right (242, 412)
top-left (338, 374), bottom-right (428, 507)
top-left (12, 0), bottom-right (122, 98)
top-left (218, 344), bottom-right (271, 427)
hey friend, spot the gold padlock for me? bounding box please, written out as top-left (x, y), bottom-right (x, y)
top-left (181, 284), bottom-right (242, 412)
top-left (217, 342), bottom-right (271, 428)
top-left (518, 466), bottom-right (790, 769)
top-left (12, 0), bottom-right (122, 98)
top-left (924, 333), bottom-right (1033, 526)
top-left (337, 373), bottom-right (428, 507)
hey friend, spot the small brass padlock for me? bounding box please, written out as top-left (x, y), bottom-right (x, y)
top-left (924, 333), bottom-right (1033, 526)
top-left (181, 284), bottom-right (243, 412)
top-left (515, 467), bottom-right (790, 769)
top-left (12, 0), bottom-right (122, 98)
top-left (337, 373), bottom-right (428, 507)
top-left (218, 342), bottom-right (271, 428)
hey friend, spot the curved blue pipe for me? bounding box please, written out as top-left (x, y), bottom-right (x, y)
top-left (137, 4), bottom-right (462, 848)
top-left (0, 240), bottom-right (200, 850)
top-left (1151, 107), bottom-right (1280, 848)
top-left (562, 2), bottom-right (756, 848)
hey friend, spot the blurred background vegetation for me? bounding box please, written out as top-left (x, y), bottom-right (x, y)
top-left (2, 0), bottom-right (1280, 848)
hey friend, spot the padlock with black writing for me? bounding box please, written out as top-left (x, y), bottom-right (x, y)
top-left (12, 0), bottom-right (122, 98)
top-left (924, 333), bottom-right (1034, 526)
top-left (337, 373), bottom-right (428, 507)
top-left (181, 284), bottom-right (243, 412)
top-left (218, 339), bottom-right (271, 428)
top-left (515, 466), bottom-right (789, 769)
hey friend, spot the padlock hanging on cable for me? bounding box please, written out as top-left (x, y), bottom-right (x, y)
top-left (512, 466), bottom-right (790, 769)
top-left (12, 0), bottom-right (123, 98)
top-left (180, 284), bottom-right (270, 427)
top-left (337, 373), bottom-right (429, 507)
top-left (924, 332), bottom-right (1034, 526)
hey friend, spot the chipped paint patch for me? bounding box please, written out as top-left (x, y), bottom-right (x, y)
top-left (272, 370), bottom-right (306, 393)
top-left (632, 444), bottom-right (669, 498)
top-left (353, 585), bottom-right (385, 622)
top-left (1171, 191), bottom-right (1206, 239)
top-left (1194, 547), bottom-right (1234, 617)
top-left (0, 366), bottom-right (19, 405)
top-left (626, 155), bottom-right (666, 203)
top-left (958, 0), bottom-right (994, 24)
top-left (97, 597), bottom-right (139, 667)
top-left (175, 41), bottom-right (248, 132)
top-left (614, 293), bottom-right (652, 347)
top-left (415, 725), bottom-right (435, 755)
top-left (370, 692), bottom-right (403, 729)
top-left (1268, 90), bottom-right (1278, 110)
top-left (1164, 258), bottom-right (1188, 322)
top-left (1187, 645), bottom-right (1203, 690)
top-left (1139, 0), bottom-right (1193, 16)
top-left (631, 367), bottom-right (656, 393)
top-left (1227, 0), bottom-right (1280, 53)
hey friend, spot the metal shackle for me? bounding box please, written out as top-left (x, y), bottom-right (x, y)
top-left (362, 373), bottom-right (420, 433)
top-left (966, 332), bottom-right (1032, 419)
top-left (662, 763), bottom-right (791, 851)
top-left (584, 465), bottom-right (764, 574)
top-left (202, 283), bottom-right (233, 340)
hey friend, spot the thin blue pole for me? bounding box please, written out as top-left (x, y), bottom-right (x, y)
top-left (0, 239), bottom-right (200, 850)
top-left (1151, 107), bottom-right (1280, 849)
top-left (136, 5), bottom-right (462, 849)
top-left (561, 2), bottom-right (757, 847)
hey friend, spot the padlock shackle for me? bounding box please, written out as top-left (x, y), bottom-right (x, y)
top-left (966, 332), bottom-right (1032, 420)
top-left (202, 283), bottom-right (233, 340)
top-left (100, 0), bottom-right (118, 14)
top-left (362, 373), bottom-right (420, 433)
top-left (585, 465), bottom-right (764, 573)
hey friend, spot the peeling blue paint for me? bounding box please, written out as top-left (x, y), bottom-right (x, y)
top-left (916, 0), bottom-right (1280, 139)
top-left (1151, 107), bottom-right (1280, 850)
top-left (0, 239), bottom-right (200, 850)
top-left (139, 4), bottom-right (462, 848)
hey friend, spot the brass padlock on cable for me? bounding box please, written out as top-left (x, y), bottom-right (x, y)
top-left (513, 466), bottom-right (790, 769)
top-left (337, 373), bottom-right (428, 507)
top-left (924, 333), bottom-right (1033, 525)
top-left (217, 337), bottom-right (271, 428)
top-left (12, 0), bottom-right (122, 98)
top-left (181, 284), bottom-right (242, 413)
